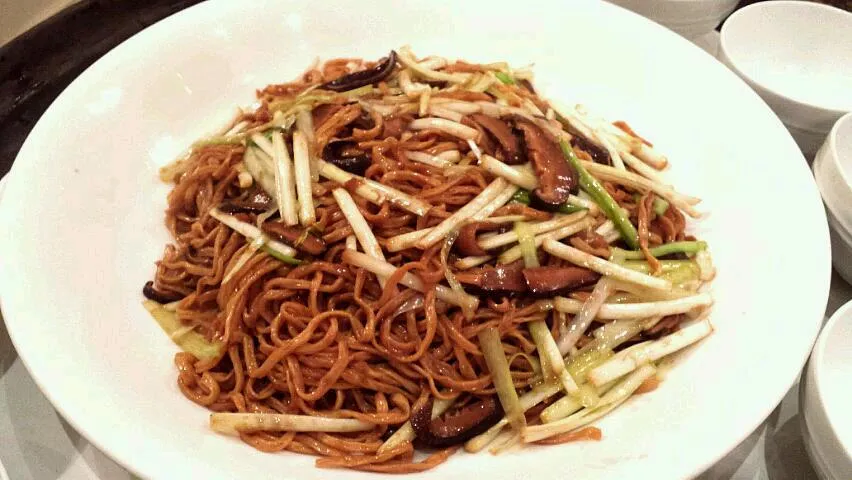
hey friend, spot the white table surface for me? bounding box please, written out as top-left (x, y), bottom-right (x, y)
top-left (1, 30), bottom-right (847, 480)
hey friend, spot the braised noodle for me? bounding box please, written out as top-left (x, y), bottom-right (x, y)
top-left (143, 47), bottom-right (715, 473)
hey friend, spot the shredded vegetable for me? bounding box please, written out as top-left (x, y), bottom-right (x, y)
top-left (292, 131), bottom-right (316, 226)
top-left (494, 71), bottom-right (515, 85)
top-left (270, 130), bottom-right (299, 226)
top-left (514, 222), bottom-right (540, 268)
top-left (478, 327), bottom-right (525, 431)
top-left (588, 319), bottom-right (712, 386)
top-left (557, 278), bottom-right (614, 355)
top-left (543, 239), bottom-right (671, 291)
top-left (143, 300), bottom-right (223, 361)
top-left (529, 320), bottom-right (597, 407)
top-left (209, 208), bottom-right (299, 261)
top-left (416, 178), bottom-right (509, 249)
top-left (561, 141), bottom-right (639, 249)
top-left (211, 413), bottom-right (373, 435)
top-left (522, 365), bottom-right (657, 443)
top-left (611, 241), bottom-right (708, 261)
top-left (554, 293), bottom-right (713, 320)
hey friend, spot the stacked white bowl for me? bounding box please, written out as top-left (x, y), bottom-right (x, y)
top-left (813, 112), bottom-right (852, 285)
top-left (719, 1), bottom-right (852, 158)
top-left (801, 299), bottom-right (852, 479)
top-left (606, 0), bottom-right (739, 39)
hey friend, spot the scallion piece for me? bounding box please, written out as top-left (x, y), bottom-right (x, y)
top-left (210, 413), bottom-right (373, 435)
top-left (521, 364), bottom-right (657, 443)
top-left (620, 259), bottom-right (700, 285)
top-left (611, 241), bottom-right (708, 261)
top-left (478, 327), bottom-right (526, 431)
top-left (494, 71), bottom-right (515, 85)
top-left (511, 189), bottom-right (532, 205)
top-left (653, 197), bottom-right (669, 216)
top-left (260, 245), bottom-right (303, 265)
top-left (514, 221), bottom-right (540, 268)
top-left (560, 141), bottom-right (639, 249)
top-left (529, 320), bottom-right (597, 407)
top-left (143, 300), bottom-right (223, 361)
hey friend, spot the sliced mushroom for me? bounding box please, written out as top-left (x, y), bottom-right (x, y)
top-left (521, 266), bottom-right (600, 296)
top-left (455, 221), bottom-right (499, 257)
top-left (320, 50), bottom-right (397, 92)
top-left (570, 134), bottom-right (611, 165)
top-left (322, 140), bottom-right (371, 176)
top-left (461, 116), bottom-right (496, 156)
top-left (518, 79), bottom-right (536, 94)
top-left (261, 222), bottom-right (327, 255)
top-left (142, 281), bottom-right (183, 303)
top-left (644, 314), bottom-right (685, 339)
top-left (511, 116), bottom-right (578, 207)
top-left (218, 188), bottom-right (274, 214)
top-left (411, 396), bottom-right (504, 447)
top-left (454, 261), bottom-right (527, 294)
top-left (468, 114), bottom-right (524, 164)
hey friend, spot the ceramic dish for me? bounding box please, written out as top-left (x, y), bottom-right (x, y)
top-left (801, 299), bottom-right (852, 479)
top-left (607, 0), bottom-right (738, 39)
top-left (0, 1), bottom-right (830, 478)
top-left (719, 1), bottom-right (852, 157)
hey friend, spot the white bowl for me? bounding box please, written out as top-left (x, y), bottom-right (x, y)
top-left (719, 1), bottom-right (852, 157)
top-left (813, 112), bottom-right (852, 284)
top-left (607, 0), bottom-right (738, 39)
top-left (801, 299), bottom-right (852, 479)
top-left (814, 113), bottom-right (852, 228)
top-left (0, 1), bottom-right (831, 479)
top-left (826, 207), bottom-right (852, 286)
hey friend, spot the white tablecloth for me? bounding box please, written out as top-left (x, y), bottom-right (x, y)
top-left (1, 30), bottom-right (845, 480)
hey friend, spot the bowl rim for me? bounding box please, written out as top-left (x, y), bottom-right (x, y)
top-left (800, 366), bottom-right (839, 480)
top-left (826, 206), bottom-right (852, 244)
top-left (810, 298), bottom-right (852, 461)
top-left (824, 113), bottom-right (852, 196)
top-left (719, 0), bottom-right (852, 116)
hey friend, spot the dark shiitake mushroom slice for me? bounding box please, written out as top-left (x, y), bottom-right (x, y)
top-left (320, 51), bottom-right (397, 92)
top-left (322, 140), bottom-right (371, 176)
top-left (510, 116), bottom-right (578, 208)
top-left (261, 222), bottom-right (327, 255)
top-left (218, 188), bottom-right (273, 214)
top-left (522, 266), bottom-right (600, 296)
top-left (142, 281), bottom-right (183, 303)
top-left (410, 396), bottom-right (503, 447)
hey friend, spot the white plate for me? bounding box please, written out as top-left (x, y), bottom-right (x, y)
top-left (0, 1), bottom-right (830, 479)
top-left (0, 176), bottom-right (9, 480)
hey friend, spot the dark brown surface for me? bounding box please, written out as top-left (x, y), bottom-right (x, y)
top-left (0, 0), bottom-right (205, 177)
